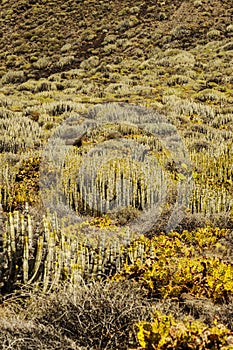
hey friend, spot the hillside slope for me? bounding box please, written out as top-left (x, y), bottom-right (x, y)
top-left (0, 0), bottom-right (232, 208)
top-left (0, 0), bottom-right (233, 223)
top-left (0, 0), bottom-right (232, 78)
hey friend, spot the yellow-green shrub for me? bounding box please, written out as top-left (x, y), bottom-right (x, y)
top-left (135, 311), bottom-right (233, 349)
top-left (170, 226), bottom-right (228, 250)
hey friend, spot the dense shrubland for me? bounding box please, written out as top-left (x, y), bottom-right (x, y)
top-left (0, 0), bottom-right (233, 348)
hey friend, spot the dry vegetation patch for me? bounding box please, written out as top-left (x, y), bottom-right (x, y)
top-left (0, 0), bottom-right (233, 348)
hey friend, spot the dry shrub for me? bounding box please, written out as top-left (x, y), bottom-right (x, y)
top-left (0, 280), bottom-right (151, 350)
